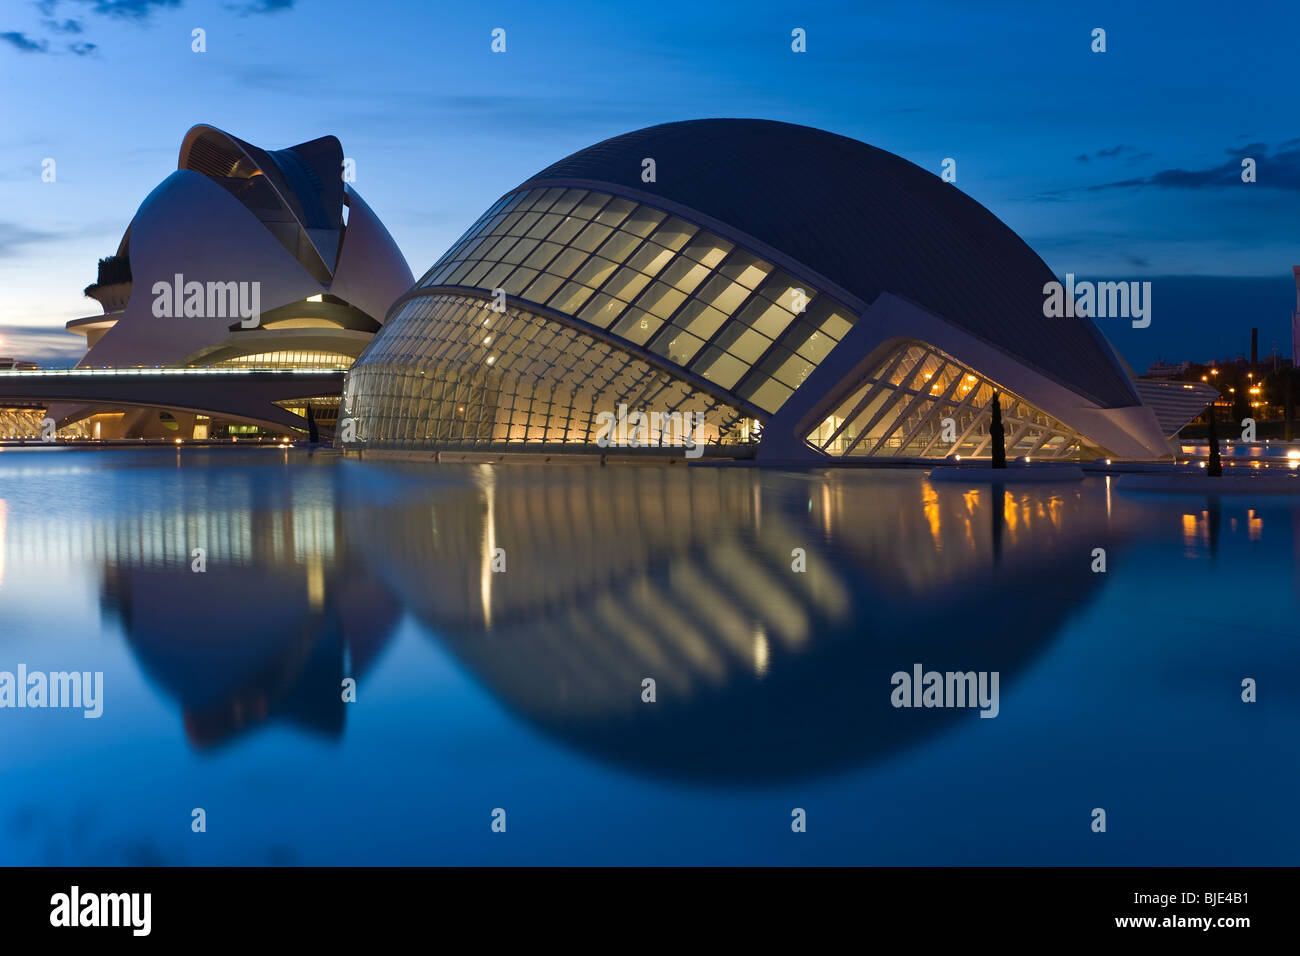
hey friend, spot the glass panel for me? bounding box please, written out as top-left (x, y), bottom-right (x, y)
top-left (546, 246), bottom-right (587, 279)
top-left (681, 233), bottom-right (733, 268)
top-left (718, 251), bottom-right (771, 288)
top-left (596, 229), bottom-right (643, 263)
top-left (659, 257), bottom-right (710, 295)
top-left (572, 222), bottom-right (614, 252)
top-left (695, 348), bottom-right (747, 390)
top-left (652, 217), bottom-right (697, 251)
top-left (526, 213), bottom-right (562, 239)
top-left (547, 189), bottom-right (585, 216)
top-left (636, 281), bottom-right (687, 320)
top-left (610, 308), bottom-right (662, 345)
top-left (546, 215), bottom-right (586, 246)
top-left (602, 266), bottom-right (652, 302)
top-left (548, 282), bottom-right (596, 314)
top-left (748, 378), bottom-right (794, 414)
top-left (523, 241), bottom-right (563, 270)
top-left (736, 297), bottom-right (796, 340)
top-left (578, 293), bottom-right (626, 329)
top-left (621, 206), bottom-right (665, 237)
top-left (500, 237), bottom-right (539, 264)
top-left (572, 255), bottom-right (619, 290)
top-left (696, 274), bottom-right (750, 314)
top-left (522, 272), bottom-right (564, 304)
top-left (674, 300), bottom-right (728, 341)
top-left (594, 196), bottom-right (636, 228)
top-left (627, 241), bottom-right (674, 277)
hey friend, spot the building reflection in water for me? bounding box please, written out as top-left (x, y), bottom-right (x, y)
top-left (342, 465), bottom-right (1146, 781)
top-left (0, 460), bottom-right (400, 749)
top-left (1, 456), bottom-right (1165, 776)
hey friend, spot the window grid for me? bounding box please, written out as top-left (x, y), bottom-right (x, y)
top-left (412, 188), bottom-right (859, 415)
top-left (346, 294), bottom-right (753, 450)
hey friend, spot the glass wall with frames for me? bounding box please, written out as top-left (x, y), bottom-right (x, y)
top-left (415, 187), bottom-right (860, 415)
top-left (803, 341), bottom-right (1096, 460)
top-left (346, 293), bottom-right (751, 449)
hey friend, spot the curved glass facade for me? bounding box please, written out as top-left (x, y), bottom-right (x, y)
top-left (340, 120), bottom-right (1174, 462)
top-left (345, 293), bottom-right (749, 448)
top-left (413, 187), bottom-right (858, 416)
top-left (803, 341), bottom-right (1095, 460)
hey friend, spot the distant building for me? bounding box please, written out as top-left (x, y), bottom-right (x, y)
top-left (1142, 360), bottom-right (1190, 379)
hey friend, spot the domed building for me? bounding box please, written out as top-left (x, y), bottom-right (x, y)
top-left (343, 118), bottom-right (1181, 461)
top-left (61, 125), bottom-right (412, 439)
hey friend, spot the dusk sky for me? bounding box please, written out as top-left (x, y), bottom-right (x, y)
top-left (2, 0), bottom-right (1298, 368)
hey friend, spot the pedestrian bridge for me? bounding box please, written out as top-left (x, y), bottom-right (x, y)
top-left (0, 367), bottom-right (346, 435)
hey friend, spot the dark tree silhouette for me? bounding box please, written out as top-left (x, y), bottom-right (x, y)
top-left (990, 391), bottom-right (1007, 469)
top-left (306, 405), bottom-right (319, 444)
top-left (1206, 404), bottom-right (1222, 477)
top-left (1232, 378), bottom-right (1248, 424)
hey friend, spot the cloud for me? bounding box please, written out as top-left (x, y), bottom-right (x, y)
top-left (1, 31), bottom-right (50, 53)
top-left (1076, 145), bottom-right (1136, 163)
top-left (225, 0), bottom-right (294, 14)
top-left (41, 18), bottom-right (83, 33)
top-left (68, 0), bottom-right (183, 21)
top-left (13, 0), bottom-right (179, 58)
top-left (1088, 143), bottom-right (1300, 192)
top-left (0, 222), bottom-right (63, 256)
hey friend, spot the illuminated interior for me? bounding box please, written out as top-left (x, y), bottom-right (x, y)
top-left (804, 341), bottom-right (1095, 459)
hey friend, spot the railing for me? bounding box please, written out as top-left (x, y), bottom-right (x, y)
top-left (0, 367), bottom-right (344, 377)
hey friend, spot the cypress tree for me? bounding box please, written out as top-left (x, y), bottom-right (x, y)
top-left (1206, 404), bottom-right (1222, 477)
top-left (990, 391), bottom-right (1007, 469)
top-left (306, 404), bottom-right (319, 444)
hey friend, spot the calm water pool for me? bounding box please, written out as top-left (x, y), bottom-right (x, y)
top-left (0, 448), bottom-right (1296, 865)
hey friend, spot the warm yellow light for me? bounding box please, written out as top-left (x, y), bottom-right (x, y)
top-left (486, 355), bottom-right (496, 364)
top-left (174, 437), bottom-right (183, 444)
top-left (306, 294), bottom-right (323, 303)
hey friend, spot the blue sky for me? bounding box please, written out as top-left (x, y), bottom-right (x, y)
top-left (2, 0), bottom-right (1299, 368)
